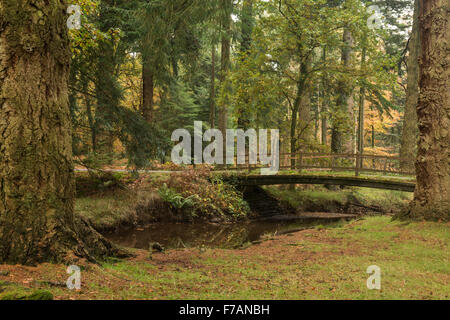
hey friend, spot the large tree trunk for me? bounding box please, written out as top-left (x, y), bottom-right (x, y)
top-left (400, 0), bottom-right (420, 172)
top-left (405, 0), bottom-right (450, 221)
top-left (331, 28), bottom-right (354, 154)
top-left (0, 0), bottom-right (126, 264)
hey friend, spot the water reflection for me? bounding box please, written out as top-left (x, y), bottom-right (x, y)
top-left (106, 217), bottom-right (347, 250)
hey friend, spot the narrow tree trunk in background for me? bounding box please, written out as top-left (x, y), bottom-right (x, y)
top-left (315, 84), bottom-right (321, 142)
top-left (218, 0), bottom-right (233, 159)
top-left (237, 0), bottom-right (254, 130)
top-left (290, 102), bottom-right (299, 169)
top-left (321, 48), bottom-right (329, 146)
top-left (142, 62), bottom-right (155, 123)
top-left (400, 0), bottom-right (420, 172)
top-left (372, 125), bottom-right (376, 168)
top-left (94, 40), bottom-right (117, 153)
top-left (210, 45), bottom-right (216, 129)
top-left (219, 37), bottom-right (230, 154)
top-left (81, 76), bottom-right (97, 152)
top-left (290, 71), bottom-right (307, 168)
top-left (343, 29), bottom-right (355, 154)
top-left (405, 0), bottom-right (450, 221)
top-left (85, 94), bottom-right (97, 153)
top-left (297, 58), bottom-right (313, 149)
top-left (321, 112), bottom-right (328, 145)
top-left (0, 0), bottom-right (123, 264)
top-left (240, 0), bottom-right (253, 54)
top-left (332, 29), bottom-right (354, 154)
top-left (358, 46), bottom-right (366, 166)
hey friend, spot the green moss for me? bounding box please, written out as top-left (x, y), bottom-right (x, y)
top-left (0, 284), bottom-right (52, 300)
top-left (26, 290), bottom-right (54, 300)
top-left (1, 290), bottom-right (52, 301)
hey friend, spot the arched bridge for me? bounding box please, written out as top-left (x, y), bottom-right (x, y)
top-left (227, 175), bottom-right (416, 192)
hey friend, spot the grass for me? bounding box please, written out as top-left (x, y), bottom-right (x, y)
top-left (0, 217), bottom-right (448, 300)
top-left (76, 192), bottom-right (137, 231)
top-left (264, 185), bottom-right (413, 213)
top-left (75, 173), bottom-right (170, 231)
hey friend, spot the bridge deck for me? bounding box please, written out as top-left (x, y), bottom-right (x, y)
top-left (232, 175), bottom-right (416, 192)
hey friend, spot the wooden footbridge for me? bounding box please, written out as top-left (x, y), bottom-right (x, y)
top-left (77, 152), bottom-right (417, 192)
top-left (228, 174), bottom-right (415, 192)
top-left (218, 152), bottom-right (416, 192)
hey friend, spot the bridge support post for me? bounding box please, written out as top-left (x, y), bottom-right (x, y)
top-left (355, 152), bottom-right (360, 177)
top-left (298, 152), bottom-right (303, 173)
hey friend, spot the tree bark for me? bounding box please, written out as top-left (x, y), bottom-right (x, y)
top-left (405, 0), bottom-right (450, 221)
top-left (0, 0), bottom-right (126, 264)
top-left (400, 0), bottom-right (420, 172)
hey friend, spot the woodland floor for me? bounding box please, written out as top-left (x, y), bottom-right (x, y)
top-left (0, 216), bottom-right (448, 300)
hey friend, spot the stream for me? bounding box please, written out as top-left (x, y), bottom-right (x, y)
top-left (105, 215), bottom-right (355, 250)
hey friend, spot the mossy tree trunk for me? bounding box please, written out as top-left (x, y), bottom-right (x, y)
top-left (0, 0), bottom-right (126, 264)
top-left (406, 0), bottom-right (450, 221)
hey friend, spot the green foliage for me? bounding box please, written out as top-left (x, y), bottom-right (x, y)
top-left (68, 0), bottom-right (409, 169)
top-left (158, 184), bottom-right (197, 210)
top-left (158, 80), bottom-right (202, 135)
top-left (165, 169), bottom-right (250, 220)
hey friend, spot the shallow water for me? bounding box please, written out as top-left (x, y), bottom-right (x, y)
top-left (105, 216), bottom-right (351, 250)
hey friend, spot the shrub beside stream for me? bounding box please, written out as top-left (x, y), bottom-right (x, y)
top-left (75, 169), bottom-right (250, 232)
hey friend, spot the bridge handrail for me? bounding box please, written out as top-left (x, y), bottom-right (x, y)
top-left (215, 152), bottom-right (415, 177)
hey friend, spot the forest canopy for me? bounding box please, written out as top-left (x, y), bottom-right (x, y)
top-left (67, 0), bottom-right (414, 169)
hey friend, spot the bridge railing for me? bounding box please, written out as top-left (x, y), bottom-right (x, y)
top-left (215, 152), bottom-right (415, 177)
